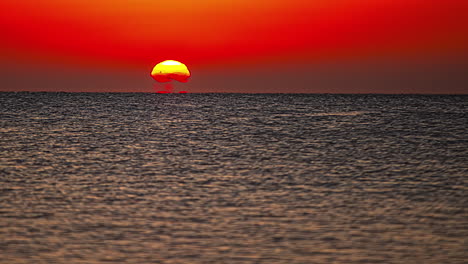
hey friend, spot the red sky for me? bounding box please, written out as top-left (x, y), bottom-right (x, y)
top-left (1, 0), bottom-right (467, 93)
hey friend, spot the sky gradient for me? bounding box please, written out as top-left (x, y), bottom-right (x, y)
top-left (1, 0), bottom-right (467, 93)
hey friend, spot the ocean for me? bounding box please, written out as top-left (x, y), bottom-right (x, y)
top-left (0, 92), bottom-right (467, 263)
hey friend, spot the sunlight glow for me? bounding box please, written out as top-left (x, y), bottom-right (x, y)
top-left (151, 60), bottom-right (190, 83)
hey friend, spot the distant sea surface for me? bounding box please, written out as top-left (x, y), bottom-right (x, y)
top-left (0, 93), bottom-right (467, 264)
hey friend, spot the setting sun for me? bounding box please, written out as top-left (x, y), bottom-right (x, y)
top-left (150, 60), bottom-right (191, 83)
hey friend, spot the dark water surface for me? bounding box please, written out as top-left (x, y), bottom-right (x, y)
top-left (0, 93), bottom-right (467, 264)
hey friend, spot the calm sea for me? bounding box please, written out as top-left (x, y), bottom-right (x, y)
top-left (0, 93), bottom-right (467, 264)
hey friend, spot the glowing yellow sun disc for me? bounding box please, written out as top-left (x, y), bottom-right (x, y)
top-left (151, 60), bottom-right (190, 83)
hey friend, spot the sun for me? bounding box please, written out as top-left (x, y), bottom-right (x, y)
top-left (151, 60), bottom-right (191, 83)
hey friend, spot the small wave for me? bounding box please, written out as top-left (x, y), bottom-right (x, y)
top-left (305, 111), bottom-right (369, 117)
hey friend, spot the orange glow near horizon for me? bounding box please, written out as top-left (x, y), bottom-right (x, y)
top-left (0, 0), bottom-right (467, 70)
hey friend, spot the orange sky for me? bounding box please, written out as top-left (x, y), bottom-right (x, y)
top-left (1, 0), bottom-right (467, 67)
top-left (0, 0), bottom-right (467, 93)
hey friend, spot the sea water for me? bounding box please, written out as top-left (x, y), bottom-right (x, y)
top-left (0, 93), bottom-right (467, 263)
